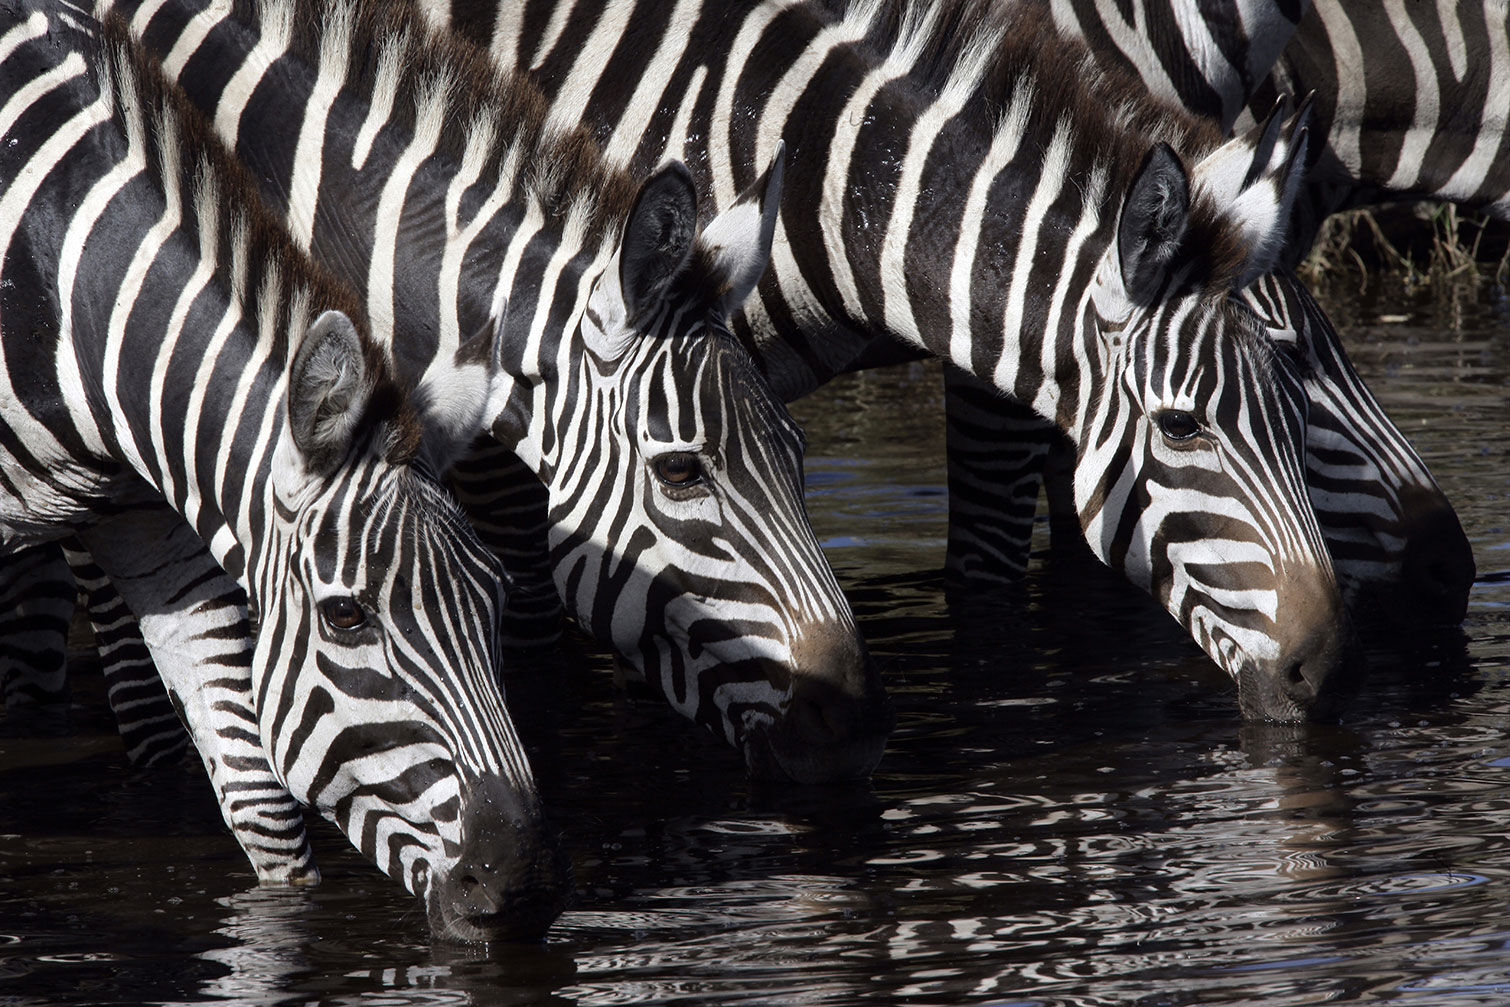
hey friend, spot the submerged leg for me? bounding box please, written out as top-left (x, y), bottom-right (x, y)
top-left (0, 542), bottom-right (75, 707)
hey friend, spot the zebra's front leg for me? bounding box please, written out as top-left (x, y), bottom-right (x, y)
top-left (941, 367), bottom-right (1061, 589)
top-left (76, 507), bottom-right (318, 886)
top-left (448, 438), bottom-right (565, 648)
top-left (58, 541), bottom-right (190, 768)
top-left (0, 541), bottom-right (76, 707)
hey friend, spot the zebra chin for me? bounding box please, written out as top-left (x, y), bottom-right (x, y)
top-left (419, 777), bottom-right (572, 944)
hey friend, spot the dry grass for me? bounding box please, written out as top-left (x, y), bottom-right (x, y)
top-left (1299, 202), bottom-right (1510, 292)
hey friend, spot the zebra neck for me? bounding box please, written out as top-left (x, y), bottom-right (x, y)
top-left (85, 26), bottom-right (363, 590)
top-left (105, 0), bottom-right (637, 444)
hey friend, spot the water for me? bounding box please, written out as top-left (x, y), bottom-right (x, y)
top-left (2, 280), bottom-right (1507, 1006)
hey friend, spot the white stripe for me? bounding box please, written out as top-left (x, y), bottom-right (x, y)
top-left (544, 1), bottom-right (634, 132)
top-left (712, 0), bottom-right (799, 211)
top-left (1384, 0), bottom-right (1439, 191)
top-left (0, 11), bottom-right (47, 68)
top-left (211, 0), bottom-right (292, 144)
top-left (157, 0), bottom-right (230, 81)
top-left (368, 73), bottom-right (449, 352)
top-left (287, 1), bottom-right (354, 250)
top-left (351, 37), bottom-right (403, 170)
top-left (603, 0), bottom-right (704, 168)
top-left (948, 88), bottom-right (1033, 371)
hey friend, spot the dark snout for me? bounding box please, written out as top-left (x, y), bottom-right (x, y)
top-left (1237, 574), bottom-right (1348, 723)
top-left (745, 632), bottom-right (893, 784)
top-left (1327, 484), bottom-right (1475, 629)
top-left (430, 776), bottom-right (571, 943)
top-left (1395, 486), bottom-right (1475, 626)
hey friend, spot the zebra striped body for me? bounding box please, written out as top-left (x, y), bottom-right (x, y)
top-left (1037, 1), bottom-right (1510, 255)
top-left (428, 0), bottom-right (1350, 719)
top-left (0, 10), bottom-right (566, 939)
top-left (1248, 0), bottom-right (1510, 254)
top-left (94, 0), bottom-right (888, 782)
top-left (1035, 0), bottom-right (1310, 130)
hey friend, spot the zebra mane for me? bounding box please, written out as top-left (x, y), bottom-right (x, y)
top-left (260, 0), bottom-right (642, 248)
top-left (95, 19), bottom-right (424, 464)
top-left (835, 0), bottom-right (1252, 291)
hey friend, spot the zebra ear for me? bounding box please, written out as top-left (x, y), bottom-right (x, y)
top-left (698, 141), bottom-right (784, 318)
top-left (619, 160), bottom-right (698, 320)
top-left (287, 310), bottom-right (375, 477)
top-left (1118, 142), bottom-right (1190, 304)
top-left (1192, 94), bottom-right (1314, 285)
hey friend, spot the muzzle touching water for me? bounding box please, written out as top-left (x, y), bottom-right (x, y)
top-left (1235, 570), bottom-right (1349, 723)
top-left (740, 631), bottom-right (894, 784)
top-left (427, 775), bottom-right (571, 943)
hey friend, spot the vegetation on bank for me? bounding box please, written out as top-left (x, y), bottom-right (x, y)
top-left (1301, 203), bottom-right (1510, 291)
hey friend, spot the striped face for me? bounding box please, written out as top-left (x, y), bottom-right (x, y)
top-left (1071, 124), bottom-right (1347, 722)
top-left (1079, 272), bottom-right (1345, 720)
top-left (1243, 275), bottom-right (1475, 626)
top-left (521, 158), bottom-right (890, 783)
top-left (255, 316), bottom-right (566, 941)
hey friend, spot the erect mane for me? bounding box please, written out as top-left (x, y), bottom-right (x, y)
top-left (831, 0), bottom-right (1253, 290)
top-left (96, 20), bottom-right (423, 462)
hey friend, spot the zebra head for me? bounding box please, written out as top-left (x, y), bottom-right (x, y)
top-left (497, 148), bottom-right (891, 783)
top-left (258, 310), bottom-right (568, 941)
top-left (1078, 103), bottom-right (1347, 722)
top-left (1241, 274), bottom-right (1476, 628)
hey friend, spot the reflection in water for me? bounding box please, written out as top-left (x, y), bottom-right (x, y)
top-left (0, 288), bottom-right (1506, 1004)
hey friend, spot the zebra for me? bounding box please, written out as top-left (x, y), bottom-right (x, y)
top-left (0, 12), bottom-right (569, 940)
top-left (59, 0), bottom-right (892, 785)
top-left (420, 0), bottom-right (1364, 720)
top-left (1245, 0), bottom-right (1510, 258)
top-left (969, 0), bottom-right (1480, 623)
top-left (1028, 0), bottom-right (1510, 261)
top-left (429, 0), bottom-right (1476, 636)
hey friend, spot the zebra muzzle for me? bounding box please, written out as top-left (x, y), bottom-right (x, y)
top-left (744, 636), bottom-right (894, 784)
top-left (431, 776), bottom-right (572, 943)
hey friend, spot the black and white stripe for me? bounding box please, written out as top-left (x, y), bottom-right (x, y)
top-left (427, 0), bottom-right (1348, 720)
top-left (89, 0), bottom-right (889, 782)
top-left (1247, 0), bottom-right (1510, 255)
top-left (0, 9), bottom-right (565, 939)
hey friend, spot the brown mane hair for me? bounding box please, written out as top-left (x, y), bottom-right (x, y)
top-left (99, 16), bottom-right (423, 462)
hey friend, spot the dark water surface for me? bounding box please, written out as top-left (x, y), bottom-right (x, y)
top-left (2, 282), bottom-right (1508, 1006)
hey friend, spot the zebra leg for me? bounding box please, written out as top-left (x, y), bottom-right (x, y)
top-left (58, 541), bottom-right (190, 768)
top-left (447, 438), bottom-right (565, 649)
top-left (0, 541), bottom-right (75, 707)
top-left (77, 507), bottom-right (318, 886)
top-left (941, 368), bottom-right (1059, 588)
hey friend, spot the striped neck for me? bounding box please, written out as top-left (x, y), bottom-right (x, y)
top-left (104, 0), bottom-right (642, 457)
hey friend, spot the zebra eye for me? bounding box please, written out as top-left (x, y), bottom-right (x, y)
top-left (319, 596), bottom-right (368, 631)
top-left (1156, 409), bottom-right (1202, 442)
top-left (653, 452), bottom-right (703, 488)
